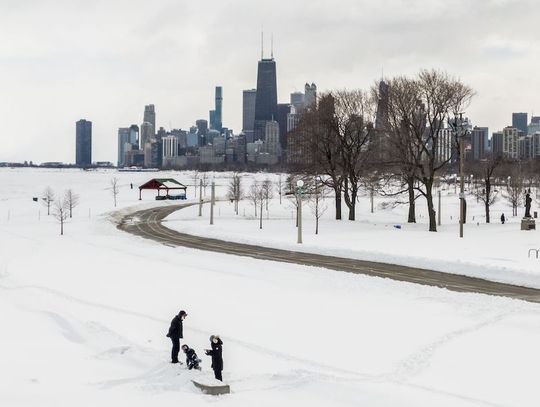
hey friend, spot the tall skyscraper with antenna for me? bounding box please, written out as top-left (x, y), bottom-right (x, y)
top-left (254, 33), bottom-right (278, 141)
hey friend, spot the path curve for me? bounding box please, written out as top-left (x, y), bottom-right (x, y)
top-left (117, 203), bottom-right (540, 304)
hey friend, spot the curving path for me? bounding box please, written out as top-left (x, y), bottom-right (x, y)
top-left (118, 203), bottom-right (540, 304)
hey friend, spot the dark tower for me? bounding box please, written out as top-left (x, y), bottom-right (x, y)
top-left (75, 119), bottom-right (92, 167)
top-left (254, 54), bottom-right (278, 141)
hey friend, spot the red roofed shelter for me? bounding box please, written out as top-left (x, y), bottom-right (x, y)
top-left (138, 178), bottom-right (187, 200)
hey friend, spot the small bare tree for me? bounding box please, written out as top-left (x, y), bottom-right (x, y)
top-left (472, 153), bottom-right (503, 223)
top-left (503, 168), bottom-right (525, 217)
top-left (201, 172), bottom-right (209, 196)
top-left (53, 197), bottom-right (69, 235)
top-left (192, 170), bottom-right (200, 198)
top-left (64, 189), bottom-right (80, 218)
top-left (247, 182), bottom-right (265, 228)
top-left (262, 178), bottom-right (274, 212)
top-left (227, 173), bottom-right (243, 215)
top-left (42, 187), bottom-right (55, 216)
top-left (308, 179), bottom-right (329, 234)
top-left (111, 178), bottom-right (120, 207)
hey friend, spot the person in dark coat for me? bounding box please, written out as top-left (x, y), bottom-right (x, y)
top-left (182, 344), bottom-right (201, 370)
top-left (501, 213), bottom-right (505, 224)
top-left (166, 310), bottom-right (187, 363)
top-left (205, 335), bottom-right (223, 381)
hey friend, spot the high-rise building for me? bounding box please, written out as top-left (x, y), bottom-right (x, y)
top-left (242, 89), bottom-right (257, 131)
top-left (265, 120), bottom-right (281, 158)
top-left (162, 135), bottom-right (178, 158)
top-left (512, 112), bottom-right (528, 135)
top-left (144, 105), bottom-right (156, 135)
top-left (492, 131), bottom-right (503, 156)
top-left (531, 116), bottom-right (540, 125)
top-left (471, 126), bottom-right (489, 160)
top-left (502, 127), bottom-right (519, 159)
top-left (254, 56), bottom-right (278, 141)
top-left (196, 119), bottom-right (208, 146)
top-left (129, 124), bottom-right (139, 147)
top-left (117, 127), bottom-right (131, 167)
top-left (304, 83), bottom-right (317, 109)
top-left (210, 86), bottom-right (223, 132)
top-left (276, 103), bottom-right (291, 151)
top-left (290, 92), bottom-right (305, 112)
top-left (75, 119), bottom-right (92, 167)
top-left (140, 122), bottom-right (154, 149)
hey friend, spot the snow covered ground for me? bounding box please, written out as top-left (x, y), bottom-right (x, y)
top-left (166, 173), bottom-right (540, 289)
top-left (1, 168), bottom-right (540, 407)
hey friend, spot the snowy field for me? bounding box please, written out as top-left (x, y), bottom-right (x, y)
top-left (167, 173), bottom-right (540, 289)
top-left (1, 168), bottom-right (540, 407)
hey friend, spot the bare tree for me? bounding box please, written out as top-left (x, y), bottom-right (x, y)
top-left (227, 173), bottom-right (243, 215)
top-left (262, 178), bottom-right (274, 212)
top-left (111, 177), bottom-right (120, 207)
top-left (308, 178), bottom-right (329, 234)
top-left (192, 170), bottom-right (200, 198)
top-left (247, 182), bottom-right (265, 228)
top-left (385, 70), bottom-right (475, 231)
top-left (277, 174), bottom-right (283, 205)
top-left (472, 153), bottom-right (503, 223)
top-left (201, 172), bottom-right (209, 196)
top-left (42, 187), bottom-right (55, 216)
top-left (52, 197), bottom-right (69, 235)
top-left (64, 189), bottom-right (80, 218)
top-left (503, 166), bottom-right (525, 216)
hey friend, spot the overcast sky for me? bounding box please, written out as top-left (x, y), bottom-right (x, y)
top-left (1, 0), bottom-right (539, 163)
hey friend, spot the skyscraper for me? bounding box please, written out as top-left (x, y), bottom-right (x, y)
top-left (209, 86), bottom-right (223, 132)
top-left (254, 56), bottom-right (278, 141)
top-left (196, 119), bottom-right (208, 146)
top-left (144, 105), bottom-right (156, 135)
top-left (304, 83), bottom-right (317, 109)
top-left (140, 122), bottom-right (153, 149)
top-left (290, 92), bottom-right (305, 111)
top-left (512, 112), bottom-right (528, 135)
top-left (242, 89), bottom-right (257, 142)
top-left (75, 119), bottom-right (92, 167)
top-left (471, 127), bottom-right (489, 160)
top-left (117, 127), bottom-right (130, 167)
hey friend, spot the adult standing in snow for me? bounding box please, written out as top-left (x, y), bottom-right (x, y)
top-left (166, 310), bottom-right (187, 364)
top-left (205, 335), bottom-right (223, 381)
top-left (501, 213), bottom-right (505, 224)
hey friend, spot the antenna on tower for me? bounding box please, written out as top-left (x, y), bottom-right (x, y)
top-left (271, 33), bottom-right (274, 59)
top-left (261, 30), bottom-right (264, 59)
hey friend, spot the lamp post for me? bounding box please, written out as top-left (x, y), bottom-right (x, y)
top-left (296, 179), bottom-right (304, 244)
top-left (449, 113), bottom-right (467, 238)
top-left (210, 180), bottom-right (215, 225)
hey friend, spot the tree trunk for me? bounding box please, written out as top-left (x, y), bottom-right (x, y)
top-left (426, 181), bottom-right (437, 232)
top-left (334, 187), bottom-right (342, 220)
top-left (259, 201), bottom-right (263, 229)
top-left (60, 220), bottom-right (64, 236)
top-left (315, 215), bottom-right (319, 235)
top-left (407, 177), bottom-right (416, 223)
top-left (343, 179), bottom-right (356, 221)
top-left (485, 179), bottom-right (491, 223)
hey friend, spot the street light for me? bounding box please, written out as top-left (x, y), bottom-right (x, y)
top-left (296, 180), bottom-right (304, 244)
top-left (449, 113), bottom-right (469, 238)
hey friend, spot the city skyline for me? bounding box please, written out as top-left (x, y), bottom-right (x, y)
top-left (2, 0), bottom-right (540, 163)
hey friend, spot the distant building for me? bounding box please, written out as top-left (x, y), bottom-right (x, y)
top-left (140, 122), bottom-right (154, 149)
top-left (290, 92), bottom-right (305, 112)
top-left (129, 124), bottom-right (139, 147)
top-left (75, 119), bottom-right (92, 167)
top-left (276, 103), bottom-right (291, 151)
top-left (532, 132), bottom-right (540, 158)
top-left (144, 105), bottom-right (156, 134)
top-left (265, 120), bottom-right (281, 158)
top-left (502, 127), bottom-right (519, 159)
top-left (156, 127), bottom-right (167, 142)
top-left (471, 126), bottom-right (489, 160)
top-left (196, 119), bottom-right (209, 146)
top-left (519, 135), bottom-right (533, 160)
top-left (492, 131), bottom-right (503, 156)
top-left (304, 83), bottom-right (317, 109)
top-left (117, 127), bottom-right (131, 167)
top-left (254, 57), bottom-right (278, 141)
top-left (209, 86), bottom-right (223, 132)
top-left (531, 116), bottom-right (540, 125)
top-left (242, 89), bottom-right (257, 142)
top-left (512, 112), bottom-right (528, 135)
top-left (162, 135), bottom-right (178, 159)
top-left (435, 127), bottom-right (453, 163)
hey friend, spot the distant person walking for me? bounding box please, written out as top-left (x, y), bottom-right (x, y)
top-left (501, 213), bottom-right (505, 224)
top-left (205, 335), bottom-right (223, 381)
top-left (130, 183), bottom-right (133, 189)
top-left (166, 310), bottom-right (187, 364)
